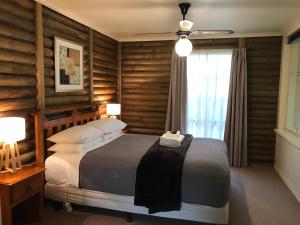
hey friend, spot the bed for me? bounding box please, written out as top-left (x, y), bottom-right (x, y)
top-left (34, 104), bottom-right (230, 224)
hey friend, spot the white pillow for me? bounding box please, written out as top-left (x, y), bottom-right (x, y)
top-left (47, 125), bottom-right (104, 144)
top-left (48, 136), bottom-right (105, 153)
top-left (86, 118), bottom-right (127, 134)
top-left (103, 131), bottom-right (123, 141)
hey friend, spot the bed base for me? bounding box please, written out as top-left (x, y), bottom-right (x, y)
top-left (45, 183), bottom-right (229, 224)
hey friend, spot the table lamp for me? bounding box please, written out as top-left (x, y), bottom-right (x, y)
top-left (0, 117), bottom-right (25, 173)
top-left (106, 104), bottom-right (121, 119)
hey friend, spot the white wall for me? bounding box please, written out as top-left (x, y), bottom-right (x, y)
top-left (275, 14), bottom-right (300, 202)
top-left (275, 136), bottom-right (300, 201)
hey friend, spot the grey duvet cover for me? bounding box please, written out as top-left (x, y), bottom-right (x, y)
top-left (79, 134), bottom-right (230, 208)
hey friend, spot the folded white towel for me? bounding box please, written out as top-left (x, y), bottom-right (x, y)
top-left (161, 131), bottom-right (181, 141)
top-left (159, 131), bottom-right (184, 147)
top-left (160, 135), bottom-right (184, 143)
top-left (160, 140), bottom-right (182, 147)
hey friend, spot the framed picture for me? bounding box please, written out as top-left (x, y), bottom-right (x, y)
top-left (54, 37), bottom-right (84, 92)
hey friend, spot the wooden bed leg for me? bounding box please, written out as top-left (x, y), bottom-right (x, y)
top-left (125, 212), bottom-right (133, 223)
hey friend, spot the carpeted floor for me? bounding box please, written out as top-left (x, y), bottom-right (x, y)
top-left (44, 163), bottom-right (300, 225)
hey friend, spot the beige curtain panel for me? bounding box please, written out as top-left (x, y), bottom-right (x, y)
top-left (165, 51), bottom-right (187, 133)
top-left (224, 48), bottom-right (248, 167)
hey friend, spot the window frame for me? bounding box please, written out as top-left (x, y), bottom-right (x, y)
top-left (276, 36), bottom-right (300, 149)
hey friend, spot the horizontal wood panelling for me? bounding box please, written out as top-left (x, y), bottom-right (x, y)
top-left (0, 0), bottom-right (36, 164)
top-left (121, 39), bottom-right (238, 135)
top-left (0, 0), bottom-right (282, 165)
top-left (92, 30), bottom-right (118, 105)
top-left (42, 6), bottom-right (90, 108)
top-left (246, 36), bottom-right (282, 162)
top-left (121, 41), bottom-right (173, 135)
top-left (192, 38), bottom-right (239, 49)
top-left (0, 1), bottom-right (119, 165)
top-left (121, 37), bottom-right (282, 163)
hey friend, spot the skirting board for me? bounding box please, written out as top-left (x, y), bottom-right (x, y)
top-left (45, 183), bottom-right (229, 224)
top-left (274, 163), bottom-right (300, 202)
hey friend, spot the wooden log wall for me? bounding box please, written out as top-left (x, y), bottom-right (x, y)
top-left (0, 0), bottom-right (282, 164)
top-left (191, 38), bottom-right (239, 49)
top-left (42, 6), bottom-right (91, 108)
top-left (92, 31), bottom-right (118, 105)
top-left (0, 1), bottom-right (119, 164)
top-left (0, 0), bottom-right (37, 164)
top-left (120, 39), bottom-right (238, 135)
top-left (121, 41), bottom-right (173, 135)
top-left (246, 37), bottom-right (282, 162)
top-left (121, 37), bottom-right (282, 162)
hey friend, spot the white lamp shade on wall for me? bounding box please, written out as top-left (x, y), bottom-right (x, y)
top-left (175, 37), bottom-right (193, 57)
top-left (107, 104), bottom-right (121, 116)
top-left (0, 117), bottom-right (25, 143)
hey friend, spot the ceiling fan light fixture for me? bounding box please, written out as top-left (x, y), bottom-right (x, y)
top-left (175, 36), bottom-right (193, 57)
top-left (179, 20), bottom-right (194, 31)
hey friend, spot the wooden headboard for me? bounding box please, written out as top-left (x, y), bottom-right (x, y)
top-left (34, 104), bottom-right (100, 166)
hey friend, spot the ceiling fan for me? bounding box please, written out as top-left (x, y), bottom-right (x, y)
top-left (135, 2), bottom-right (234, 57)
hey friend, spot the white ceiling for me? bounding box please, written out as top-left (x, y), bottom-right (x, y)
top-left (37, 0), bottom-right (300, 41)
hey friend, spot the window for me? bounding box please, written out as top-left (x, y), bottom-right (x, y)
top-left (187, 50), bottom-right (232, 139)
top-left (287, 37), bottom-right (300, 135)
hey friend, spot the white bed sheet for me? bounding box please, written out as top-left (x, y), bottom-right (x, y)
top-left (45, 133), bottom-right (124, 186)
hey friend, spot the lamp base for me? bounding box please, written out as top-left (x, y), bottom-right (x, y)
top-left (109, 115), bottom-right (117, 119)
top-left (0, 142), bottom-right (22, 173)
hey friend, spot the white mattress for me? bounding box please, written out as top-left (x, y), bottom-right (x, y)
top-left (45, 133), bottom-right (123, 187)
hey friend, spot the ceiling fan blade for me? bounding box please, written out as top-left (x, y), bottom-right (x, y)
top-left (134, 32), bottom-right (175, 36)
top-left (192, 30), bottom-right (234, 35)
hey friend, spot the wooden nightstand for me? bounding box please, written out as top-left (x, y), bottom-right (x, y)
top-left (0, 166), bottom-right (45, 225)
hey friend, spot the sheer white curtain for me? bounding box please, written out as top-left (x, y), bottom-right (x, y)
top-left (187, 50), bottom-right (232, 139)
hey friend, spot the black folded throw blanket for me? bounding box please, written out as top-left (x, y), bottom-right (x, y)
top-left (134, 134), bottom-right (193, 214)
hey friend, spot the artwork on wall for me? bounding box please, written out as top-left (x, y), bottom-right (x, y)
top-left (54, 37), bottom-right (83, 92)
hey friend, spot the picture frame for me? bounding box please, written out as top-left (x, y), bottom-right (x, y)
top-left (54, 37), bottom-right (84, 92)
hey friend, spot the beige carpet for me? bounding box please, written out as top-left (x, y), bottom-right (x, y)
top-left (44, 163), bottom-right (300, 225)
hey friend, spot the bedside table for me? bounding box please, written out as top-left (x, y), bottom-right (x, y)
top-left (0, 166), bottom-right (45, 225)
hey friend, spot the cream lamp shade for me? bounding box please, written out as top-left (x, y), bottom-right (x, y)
top-left (0, 117), bottom-right (25, 143)
top-left (107, 104), bottom-right (121, 116)
top-left (175, 36), bottom-right (193, 57)
top-left (0, 117), bottom-right (25, 173)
